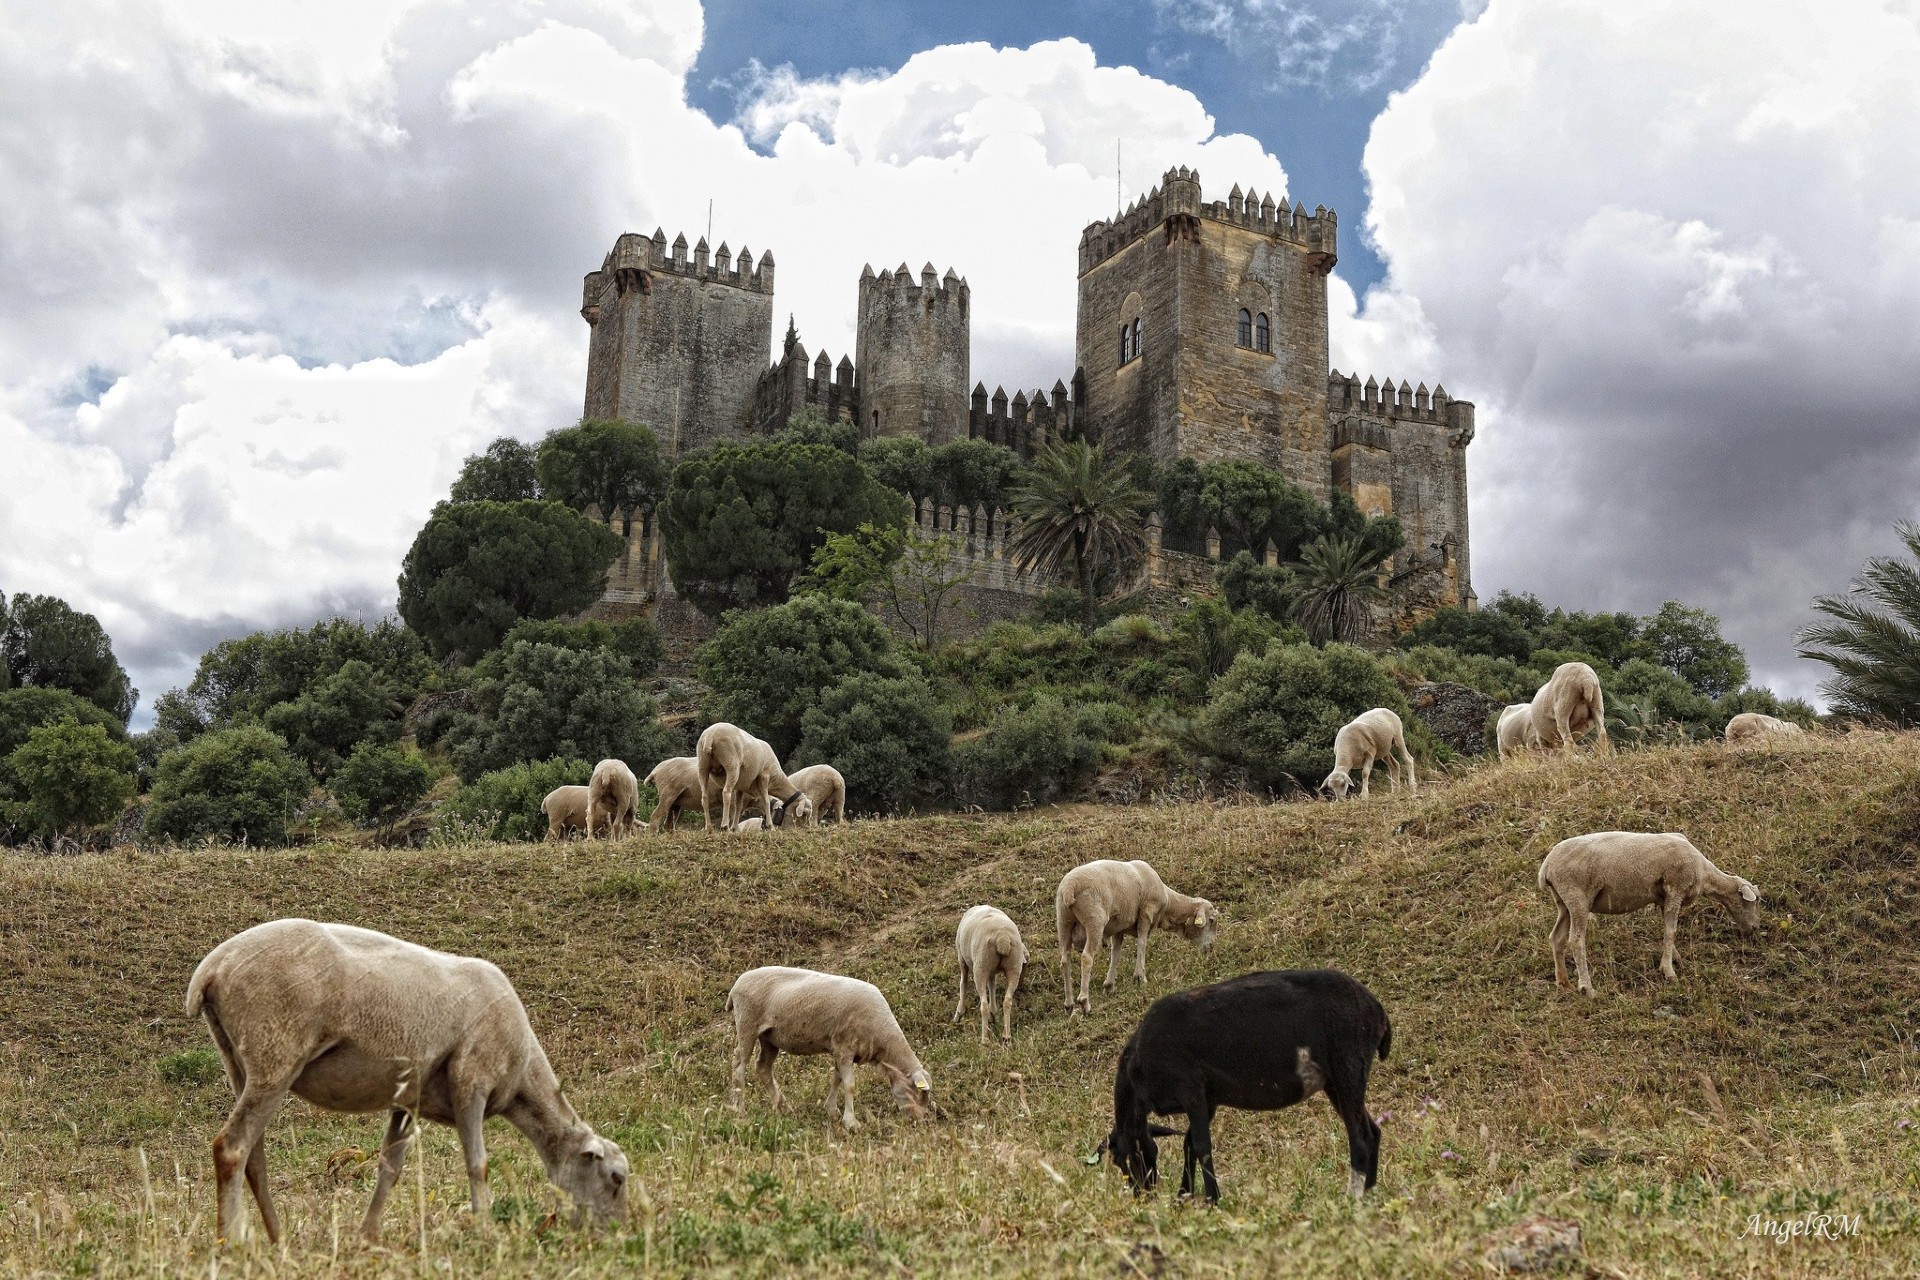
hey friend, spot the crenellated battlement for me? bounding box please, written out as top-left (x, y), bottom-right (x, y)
top-left (967, 378), bottom-right (1077, 459)
top-left (858, 261), bottom-right (970, 308)
top-left (1078, 166), bottom-right (1337, 275)
top-left (754, 338), bottom-right (858, 432)
top-left (581, 228), bottom-right (774, 323)
top-left (1328, 369), bottom-right (1475, 448)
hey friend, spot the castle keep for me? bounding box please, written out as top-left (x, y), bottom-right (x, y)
top-left (580, 166), bottom-right (1476, 624)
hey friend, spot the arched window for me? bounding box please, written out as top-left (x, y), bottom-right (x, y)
top-left (1131, 317), bottom-right (1142, 359)
top-left (1254, 312), bottom-right (1270, 353)
top-left (1118, 323), bottom-right (1130, 365)
top-left (1236, 308), bottom-right (1252, 347)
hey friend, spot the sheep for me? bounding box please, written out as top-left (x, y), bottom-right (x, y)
top-left (953, 905), bottom-right (1029, 1044)
top-left (785, 763), bottom-right (847, 826)
top-left (644, 756), bottom-right (715, 833)
top-left (539, 784), bottom-right (599, 841)
top-left (696, 722), bottom-right (814, 831)
top-left (585, 758), bottom-right (639, 840)
top-left (1056, 859), bottom-right (1216, 1014)
top-left (1527, 662), bottom-right (1612, 756)
top-left (1726, 712), bottom-right (1805, 746)
top-left (1537, 831), bottom-right (1762, 997)
top-left (184, 919), bottom-right (629, 1246)
top-left (736, 815), bottom-right (770, 832)
top-left (1320, 707), bottom-right (1417, 800)
top-left (1098, 969), bottom-right (1391, 1203)
top-left (1495, 704), bottom-right (1535, 762)
top-left (725, 966), bottom-right (935, 1130)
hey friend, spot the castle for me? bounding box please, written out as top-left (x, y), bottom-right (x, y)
top-left (579, 166), bottom-right (1475, 632)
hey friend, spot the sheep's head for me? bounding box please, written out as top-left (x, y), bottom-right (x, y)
top-left (1725, 878), bottom-right (1763, 929)
top-left (884, 1065), bottom-right (937, 1120)
top-left (1320, 769), bottom-right (1353, 801)
top-left (768, 796), bottom-right (787, 827)
top-left (1097, 1120), bottom-right (1178, 1194)
top-left (1177, 900), bottom-right (1218, 949)
top-left (783, 791), bottom-right (815, 825)
top-left (553, 1129), bottom-right (629, 1228)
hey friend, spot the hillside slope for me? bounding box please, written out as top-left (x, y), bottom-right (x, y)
top-left (1, 733), bottom-right (1916, 1276)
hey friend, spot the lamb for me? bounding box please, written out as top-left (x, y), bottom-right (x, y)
top-left (1725, 712), bottom-right (1805, 746)
top-left (1056, 859), bottom-right (1216, 1014)
top-left (1495, 704), bottom-right (1535, 762)
top-left (953, 905), bottom-right (1029, 1044)
top-left (585, 758), bottom-right (639, 840)
top-left (1320, 707), bottom-right (1417, 800)
top-left (785, 763), bottom-right (847, 826)
top-left (725, 966), bottom-right (935, 1130)
top-left (643, 756), bottom-right (714, 833)
top-left (539, 784), bottom-right (598, 841)
top-left (1537, 831), bottom-right (1762, 996)
top-left (1527, 662), bottom-right (1612, 756)
top-left (1098, 969), bottom-right (1391, 1203)
top-left (696, 722), bottom-right (814, 831)
top-left (184, 919), bottom-right (629, 1245)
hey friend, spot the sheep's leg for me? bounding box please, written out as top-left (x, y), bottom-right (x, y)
top-left (454, 1091), bottom-right (491, 1219)
top-left (953, 958), bottom-right (970, 1025)
top-left (212, 1081), bottom-right (287, 1245)
top-left (1103, 935), bottom-right (1122, 990)
top-left (1329, 1077), bottom-right (1381, 1198)
top-left (1359, 754), bottom-right (1373, 799)
top-left (1061, 937), bottom-right (1076, 1011)
top-left (1558, 710), bottom-right (1577, 757)
top-left (362, 1109), bottom-right (415, 1242)
top-left (1184, 1107), bottom-right (1219, 1203)
top-left (1400, 738), bottom-right (1418, 795)
top-left (1548, 896), bottom-right (1572, 988)
top-left (1568, 906), bottom-right (1596, 996)
top-left (755, 1033), bottom-right (783, 1110)
top-left (242, 1137), bottom-right (280, 1244)
top-left (977, 971), bottom-right (993, 1046)
top-left (1659, 895), bottom-right (1682, 981)
top-left (833, 1055), bottom-right (860, 1131)
top-left (1133, 919), bottom-right (1152, 984)
top-left (1078, 938), bottom-right (1099, 1012)
top-left (1000, 964), bottom-right (1019, 1044)
top-left (730, 1026), bottom-right (753, 1113)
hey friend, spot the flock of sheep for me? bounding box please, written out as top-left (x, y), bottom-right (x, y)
top-left (180, 661), bottom-right (1792, 1245)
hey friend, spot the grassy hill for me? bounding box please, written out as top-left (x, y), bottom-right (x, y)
top-left (1, 732), bottom-right (1917, 1276)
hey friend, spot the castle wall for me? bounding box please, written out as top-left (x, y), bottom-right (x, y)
top-left (967, 381), bottom-right (1076, 459)
top-left (581, 229), bottom-right (772, 456)
top-left (754, 343), bottom-right (857, 433)
top-left (856, 264), bottom-right (970, 443)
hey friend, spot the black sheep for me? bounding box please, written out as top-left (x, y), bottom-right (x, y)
top-left (1098, 969), bottom-right (1391, 1202)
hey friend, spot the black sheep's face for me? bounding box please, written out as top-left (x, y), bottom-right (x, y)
top-left (1104, 1127), bottom-right (1159, 1193)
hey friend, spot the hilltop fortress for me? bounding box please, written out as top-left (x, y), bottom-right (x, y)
top-left (580, 166), bottom-right (1475, 633)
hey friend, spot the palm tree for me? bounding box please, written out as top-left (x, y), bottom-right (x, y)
top-left (1005, 440), bottom-right (1151, 632)
top-left (1796, 521), bottom-right (1920, 724)
top-left (1290, 534), bottom-right (1391, 645)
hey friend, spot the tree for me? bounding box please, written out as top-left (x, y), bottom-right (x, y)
top-left (1290, 534), bottom-right (1392, 645)
top-left (799, 523), bottom-right (977, 649)
top-left (143, 725), bottom-right (312, 846)
top-left (1216, 550), bottom-right (1295, 619)
top-left (793, 672), bottom-right (953, 815)
top-left (696, 595), bottom-right (907, 757)
top-left (0, 688), bottom-right (130, 843)
top-left (930, 438), bottom-right (1020, 512)
top-left (496, 616), bottom-right (664, 681)
top-left (536, 419), bottom-right (667, 535)
top-left (1797, 521), bottom-right (1920, 724)
top-left (775, 407), bottom-right (860, 455)
top-left (262, 659), bottom-right (406, 779)
top-left (439, 757), bottom-right (592, 843)
top-left (1198, 460), bottom-right (1327, 559)
top-left (449, 437), bottom-right (542, 503)
top-left (1, 593), bottom-right (137, 723)
top-left (859, 436), bottom-right (936, 511)
top-left (1200, 642), bottom-right (1409, 788)
top-left (332, 742), bottom-right (435, 838)
top-left (1005, 440), bottom-right (1151, 633)
top-left (952, 694), bottom-right (1103, 810)
top-left (174, 617), bottom-right (435, 729)
top-left (5, 719), bottom-right (137, 842)
top-left (1640, 601), bottom-right (1749, 698)
top-left (1399, 602), bottom-right (1535, 664)
top-left (397, 500), bottom-right (624, 662)
top-left (660, 442), bottom-right (909, 616)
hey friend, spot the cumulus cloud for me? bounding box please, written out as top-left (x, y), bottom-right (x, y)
top-left (1352, 0), bottom-right (1920, 696)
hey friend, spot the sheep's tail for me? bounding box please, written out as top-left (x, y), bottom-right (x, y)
top-left (184, 953), bottom-right (216, 1019)
top-left (1377, 1019), bottom-right (1392, 1062)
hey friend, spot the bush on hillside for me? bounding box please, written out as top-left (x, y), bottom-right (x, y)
top-left (1715, 686), bottom-right (1819, 728)
top-left (143, 725), bottom-right (311, 846)
top-left (952, 694), bottom-right (1103, 810)
top-left (1, 593), bottom-right (138, 724)
top-left (497, 616), bottom-right (665, 681)
top-left (448, 437), bottom-right (542, 503)
top-left (697, 596), bottom-right (907, 757)
top-left (167, 617), bottom-right (434, 735)
top-left (793, 672), bottom-right (953, 815)
top-left (438, 757), bottom-right (594, 843)
top-left (1200, 643), bottom-right (1409, 788)
top-left (0, 688), bottom-right (131, 840)
top-left (4, 719), bottom-right (138, 842)
top-left (774, 407), bottom-right (861, 455)
top-left (262, 659), bottom-right (407, 779)
top-left (332, 743), bottom-right (435, 832)
top-left (535, 419), bottom-right (668, 535)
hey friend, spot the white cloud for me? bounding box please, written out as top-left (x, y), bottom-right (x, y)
top-left (1351, 0), bottom-right (1920, 698)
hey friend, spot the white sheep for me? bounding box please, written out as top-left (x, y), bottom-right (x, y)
top-left (644, 756), bottom-right (714, 832)
top-left (1495, 704), bottom-right (1535, 762)
top-left (586, 758), bottom-right (639, 839)
top-left (1321, 707), bottom-right (1417, 800)
top-left (184, 919), bottom-right (629, 1245)
top-left (1527, 662), bottom-right (1612, 756)
top-left (1537, 832), bottom-right (1762, 996)
top-left (1725, 712), bottom-right (1805, 746)
top-left (1055, 859), bottom-right (1216, 1014)
top-left (696, 722), bottom-right (814, 831)
top-left (786, 763), bottom-right (847, 826)
top-left (539, 784), bottom-right (598, 841)
top-left (725, 965), bottom-right (934, 1130)
top-left (953, 905), bottom-right (1029, 1044)
top-left (735, 815), bottom-right (770, 832)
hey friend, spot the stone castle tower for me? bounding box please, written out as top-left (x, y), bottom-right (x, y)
top-left (580, 166), bottom-right (1476, 620)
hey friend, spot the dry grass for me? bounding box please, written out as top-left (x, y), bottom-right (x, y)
top-left (2, 731), bottom-right (1918, 1276)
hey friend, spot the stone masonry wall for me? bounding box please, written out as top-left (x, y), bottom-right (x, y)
top-left (856, 264), bottom-right (970, 444)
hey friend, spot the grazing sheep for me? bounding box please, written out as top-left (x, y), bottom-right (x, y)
top-left (185, 919), bottom-right (629, 1245)
top-left (696, 722), bottom-right (814, 831)
top-left (1495, 704), bottom-right (1535, 762)
top-left (539, 785), bottom-right (599, 841)
top-left (735, 815), bottom-right (771, 832)
top-left (725, 966), bottom-right (934, 1130)
top-left (1726, 712), bottom-right (1805, 746)
top-left (786, 764), bottom-right (847, 826)
top-left (1537, 832), bottom-right (1762, 996)
top-left (1527, 662), bottom-right (1612, 756)
top-left (586, 758), bottom-right (639, 840)
top-left (1056, 859), bottom-right (1216, 1014)
top-left (953, 905), bottom-right (1029, 1044)
top-left (1320, 708), bottom-right (1417, 800)
top-left (1099, 969), bottom-right (1391, 1203)
top-left (644, 756), bottom-right (715, 832)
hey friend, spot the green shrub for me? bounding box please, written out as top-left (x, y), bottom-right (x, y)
top-left (1715, 686), bottom-right (1818, 728)
top-left (1117, 659), bottom-right (1175, 701)
top-left (332, 743), bottom-right (435, 830)
top-left (793, 673), bottom-right (952, 815)
top-left (261, 658), bottom-right (406, 779)
top-left (439, 757), bottom-right (591, 842)
top-left (952, 695), bottom-right (1102, 810)
top-left (1612, 658), bottom-right (1717, 729)
top-left (0, 687), bottom-right (129, 841)
top-left (499, 616), bottom-right (664, 681)
top-left (698, 596), bottom-right (907, 757)
top-left (4, 719), bottom-right (137, 840)
top-left (1091, 614), bottom-right (1169, 651)
top-left (1392, 645), bottom-right (1539, 703)
top-left (1199, 642), bottom-right (1409, 788)
top-left (157, 1048), bottom-right (224, 1086)
top-left (143, 725), bottom-right (312, 846)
